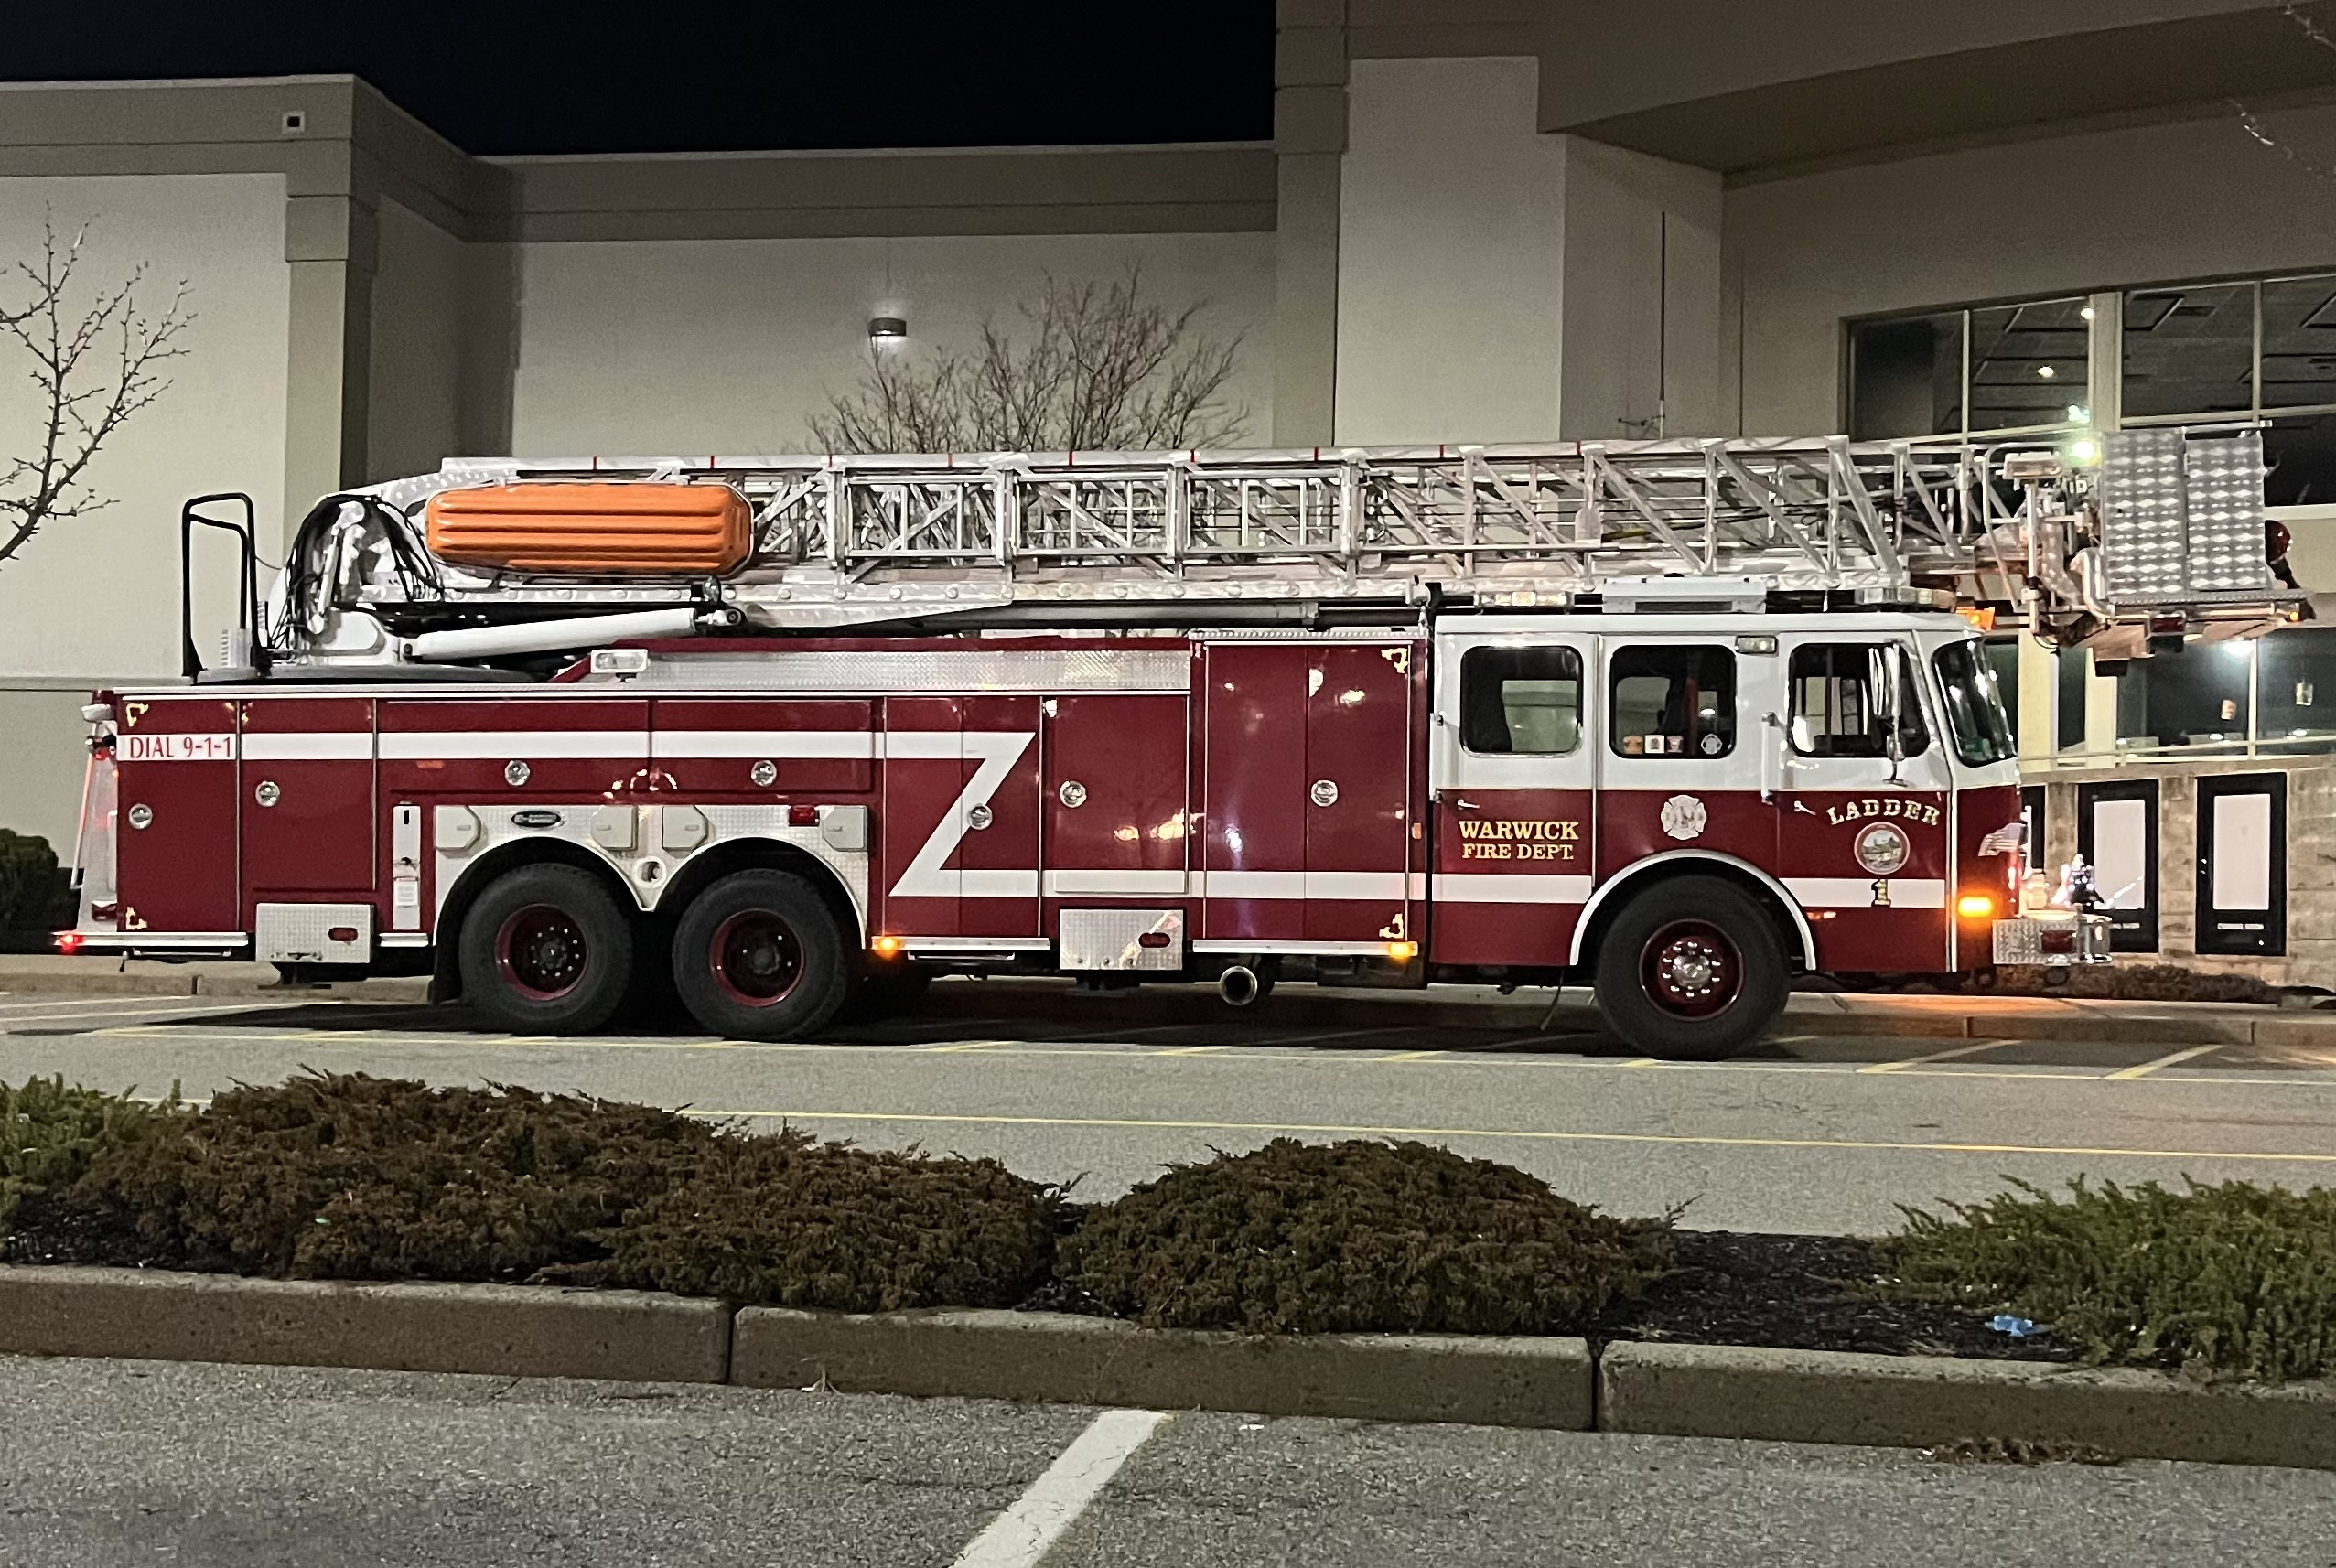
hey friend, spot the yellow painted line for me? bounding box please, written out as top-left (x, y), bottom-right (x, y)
top-left (50, 1026), bottom-right (2336, 1091)
top-left (4, 1000), bottom-right (307, 1031)
top-left (1377, 1048), bottom-right (1445, 1061)
top-left (695, 1108), bottom-right (2336, 1166)
top-left (1857, 1039), bottom-right (2018, 1075)
top-left (1262, 1026), bottom-right (1412, 1047)
top-left (2105, 1044), bottom-right (2224, 1080)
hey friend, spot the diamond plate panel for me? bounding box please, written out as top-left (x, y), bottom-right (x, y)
top-left (2181, 435), bottom-right (2274, 593)
top-left (255, 902), bottom-right (373, 964)
top-left (2096, 429), bottom-right (2189, 602)
top-left (1060, 907), bottom-right (1185, 972)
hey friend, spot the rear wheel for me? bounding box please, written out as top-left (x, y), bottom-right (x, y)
top-left (672, 869), bottom-right (852, 1040)
top-left (458, 864), bottom-right (634, 1034)
top-left (1592, 875), bottom-right (1787, 1060)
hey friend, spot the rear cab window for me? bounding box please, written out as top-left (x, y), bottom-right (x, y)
top-left (1609, 645), bottom-right (1735, 759)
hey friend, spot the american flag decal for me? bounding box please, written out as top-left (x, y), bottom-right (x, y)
top-left (1977, 821), bottom-right (2026, 856)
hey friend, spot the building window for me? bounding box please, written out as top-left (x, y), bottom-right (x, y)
top-left (1849, 297), bottom-right (2091, 439)
top-left (1849, 311), bottom-right (1964, 438)
top-left (1787, 644), bottom-right (1929, 758)
top-left (1460, 645), bottom-right (1581, 756)
top-left (2121, 283), bottom-right (2254, 419)
top-left (1610, 646), bottom-right (1735, 759)
top-left (1969, 298), bottom-right (2092, 434)
top-left (2260, 274), bottom-right (2336, 412)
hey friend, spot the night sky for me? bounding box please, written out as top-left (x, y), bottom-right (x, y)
top-left (8, 1), bottom-right (1276, 155)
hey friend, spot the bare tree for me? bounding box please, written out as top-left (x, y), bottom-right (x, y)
top-left (812, 266), bottom-right (1248, 453)
top-left (0, 216), bottom-right (192, 568)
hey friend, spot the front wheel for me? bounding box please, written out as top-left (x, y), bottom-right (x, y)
top-left (1592, 875), bottom-right (1787, 1060)
top-left (671, 869), bottom-right (852, 1040)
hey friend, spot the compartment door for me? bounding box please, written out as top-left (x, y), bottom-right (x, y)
top-left (240, 697), bottom-right (376, 915)
top-left (1042, 693), bottom-right (1190, 906)
top-left (113, 695), bottom-right (241, 935)
top-left (875, 696), bottom-right (1041, 940)
top-left (1303, 641), bottom-right (1419, 944)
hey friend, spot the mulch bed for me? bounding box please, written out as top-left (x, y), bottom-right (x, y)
top-left (1589, 1230), bottom-right (2072, 1362)
top-left (1020, 1229), bottom-right (2078, 1363)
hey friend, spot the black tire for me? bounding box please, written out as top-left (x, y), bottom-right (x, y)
top-left (458, 863), bottom-right (635, 1035)
top-left (670, 869), bottom-right (853, 1040)
top-left (1591, 875), bottom-right (1788, 1061)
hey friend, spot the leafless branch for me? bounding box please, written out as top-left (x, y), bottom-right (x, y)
top-left (811, 265), bottom-right (1248, 454)
top-left (0, 212), bottom-right (194, 568)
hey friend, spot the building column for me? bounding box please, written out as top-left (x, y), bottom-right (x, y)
top-left (281, 194), bottom-right (378, 553)
top-left (2017, 636), bottom-right (2057, 764)
top-left (1272, 0), bottom-right (1345, 446)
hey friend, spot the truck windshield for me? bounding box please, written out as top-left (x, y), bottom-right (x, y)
top-left (1932, 639), bottom-right (2016, 766)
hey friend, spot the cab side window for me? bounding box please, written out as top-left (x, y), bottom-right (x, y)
top-left (1789, 643), bottom-right (1930, 758)
top-left (1609, 645), bottom-right (1735, 758)
top-left (1460, 645), bottom-right (1582, 755)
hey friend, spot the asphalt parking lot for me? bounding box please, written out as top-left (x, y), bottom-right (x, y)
top-left (2, 1356), bottom-right (2331, 1568)
top-left (5, 983), bottom-right (2331, 1232)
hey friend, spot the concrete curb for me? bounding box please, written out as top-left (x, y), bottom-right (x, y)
top-left (1599, 1341), bottom-right (2336, 1470)
top-left (0, 970), bottom-right (428, 1002)
top-left (730, 1305), bottom-right (1593, 1429)
top-left (0, 1267), bottom-right (2330, 1467)
top-left (0, 1266), bottom-right (730, 1384)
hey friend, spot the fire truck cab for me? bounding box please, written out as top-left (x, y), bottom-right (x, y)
top-left (60, 428), bottom-right (2293, 1059)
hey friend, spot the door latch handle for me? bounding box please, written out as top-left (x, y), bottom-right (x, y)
top-left (1454, 797), bottom-right (1481, 811)
top-left (966, 803), bottom-right (994, 831)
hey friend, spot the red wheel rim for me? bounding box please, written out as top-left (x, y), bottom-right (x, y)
top-left (710, 910), bottom-right (802, 1007)
top-left (495, 904), bottom-right (588, 1002)
top-left (1639, 919), bottom-right (1742, 1019)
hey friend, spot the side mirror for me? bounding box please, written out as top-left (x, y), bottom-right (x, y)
top-left (1875, 646), bottom-right (1908, 779)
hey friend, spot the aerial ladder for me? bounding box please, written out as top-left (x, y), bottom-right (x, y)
top-left (188, 424), bottom-right (2304, 676)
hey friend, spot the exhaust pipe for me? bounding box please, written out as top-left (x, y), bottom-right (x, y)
top-left (1217, 965), bottom-right (1265, 1008)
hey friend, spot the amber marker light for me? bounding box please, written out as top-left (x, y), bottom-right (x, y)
top-left (1385, 940), bottom-right (1419, 962)
top-left (1956, 895), bottom-right (1996, 920)
top-left (872, 934), bottom-right (903, 957)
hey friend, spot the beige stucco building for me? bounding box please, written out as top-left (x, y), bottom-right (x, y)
top-left (4, 0), bottom-right (2335, 977)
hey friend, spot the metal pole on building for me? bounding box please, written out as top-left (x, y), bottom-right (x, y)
top-left (2248, 636), bottom-right (2261, 759)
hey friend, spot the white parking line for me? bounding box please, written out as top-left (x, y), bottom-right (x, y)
top-left (950, 1408), bottom-right (1170, 1568)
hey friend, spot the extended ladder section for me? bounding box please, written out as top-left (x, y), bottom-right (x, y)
top-left (263, 424), bottom-right (2302, 667)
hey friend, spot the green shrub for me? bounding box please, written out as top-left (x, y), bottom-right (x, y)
top-left (591, 1129), bottom-right (1062, 1311)
top-left (1060, 1138), bottom-right (1674, 1335)
top-left (0, 1076), bottom-right (180, 1231)
top-left (0, 830), bottom-right (76, 933)
top-left (1889, 1177), bottom-right (2336, 1382)
top-left (81, 1072), bottom-right (718, 1280)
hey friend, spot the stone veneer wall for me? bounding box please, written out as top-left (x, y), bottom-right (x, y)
top-left (2035, 757), bottom-right (2336, 990)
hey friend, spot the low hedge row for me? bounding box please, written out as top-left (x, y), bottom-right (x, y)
top-left (4, 1073), bottom-right (2331, 1382)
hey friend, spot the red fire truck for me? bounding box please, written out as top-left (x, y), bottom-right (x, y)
top-left (61, 429), bottom-right (2297, 1058)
